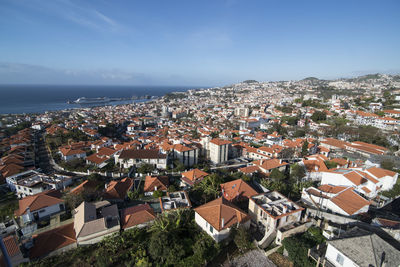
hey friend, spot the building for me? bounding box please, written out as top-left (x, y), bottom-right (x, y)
top-left (251, 159), bottom-right (288, 175)
top-left (159, 191), bottom-right (191, 212)
top-left (169, 144), bottom-right (199, 167)
top-left (310, 228), bottom-right (400, 267)
top-left (73, 201), bottom-right (120, 245)
top-left (248, 192), bottom-right (304, 239)
top-left (115, 149), bottom-right (167, 169)
top-left (103, 177), bottom-right (134, 202)
top-left (301, 185), bottom-right (370, 217)
top-left (0, 235), bottom-right (28, 266)
top-left (59, 147), bottom-right (86, 161)
top-left (194, 197), bottom-right (250, 243)
top-left (120, 204), bottom-right (156, 230)
top-left (180, 169), bottom-right (209, 187)
top-left (209, 138), bottom-right (231, 164)
top-left (220, 179), bottom-right (258, 202)
top-left (15, 190), bottom-right (65, 229)
top-left (319, 167), bottom-right (398, 198)
top-left (143, 175), bottom-right (169, 195)
top-left (29, 223), bottom-right (77, 259)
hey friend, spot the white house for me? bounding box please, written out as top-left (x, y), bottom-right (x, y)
top-left (115, 149), bottom-right (168, 169)
top-left (194, 197), bottom-right (250, 243)
top-left (15, 190), bottom-right (65, 226)
top-left (59, 147), bottom-right (86, 161)
top-left (301, 185), bottom-right (370, 217)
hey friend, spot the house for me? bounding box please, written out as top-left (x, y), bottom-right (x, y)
top-left (209, 138), bottom-right (231, 164)
top-left (194, 197), bottom-right (250, 243)
top-left (73, 201), bottom-right (120, 245)
top-left (15, 190), bottom-right (65, 228)
top-left (180, 169), bottom-right (209, 187)
top-left (248, 191), bottom-right (304, 246)
top-left (29, 223), bottom-right (77, 259)
top-left (320, 167), bottom-right (398, 198)
top-left (143, 175), bottom-right (169, 195)
top-left (0, 235), bottom-right (28, 266)
top-left (300, 154), bottom-right (328, 181)
top-left (59, 147), bottom-right (86, 161)
top-left (103, 178), bottom-right (134, 201)
top-left (115, 149), bottom-right (168, 169)
top-left (69, 179), bottom-right (100, 195)
top-left (301, 186), bottom-right (370, 217)
top-left (220, 179), bottom-right (258, 202)
top-left (251, 159), bottom-right (288, 175)
top-left (266, 132), bottom-right (282, 146)
top-left (120, 204), bottom-right (156, 230)
top-left (14, 172), bottom-right (73, 198)
top-left (159, 191), bottom-right (191, 212)
top-left (311, 228), bottom-right (400, 267)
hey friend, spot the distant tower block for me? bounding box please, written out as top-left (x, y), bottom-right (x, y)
top-left (161, 105), bottom-right (170, 118)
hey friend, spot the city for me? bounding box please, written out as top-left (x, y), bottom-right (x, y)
top-left (1, 74), bottom-right (400, 266)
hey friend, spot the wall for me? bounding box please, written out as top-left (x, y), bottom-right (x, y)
top-left (325, 243), bottom-right (358, 267)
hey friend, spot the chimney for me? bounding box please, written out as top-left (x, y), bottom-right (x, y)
top-left (221, 218), bottom-right (225, 228)
top-left (280, 159), bottom-right (282, 164)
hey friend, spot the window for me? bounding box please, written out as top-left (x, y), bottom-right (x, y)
top-left (336, 253), bottom-right (344, 265)
top-left (206, 222), bottom-right (209, 228)
top-left (39, 209), bottom-right (45, 213)
top-left (209, 225), bottom-right (213, 233)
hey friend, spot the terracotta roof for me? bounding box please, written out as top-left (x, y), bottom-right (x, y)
top-left (331, 188), bottom-right (370, 215)
top-left (252, 158), bottom-right (288, 171)
top-left (59, 147), bottom-right (85, 156)
top-left (194, 197), bottom-right (249, 231)
top-left (15, 190), bottom-right (63, 216)
top-left (70, 179), bottom-right (100, 195)
top-left (366, 167), bottom-right (396, 178)
top-left (320, 138), bottom-right (349, 149)
top-left (318, 185), bottom-right (348, 194)
top-left (121, 204), bottom-right (156, 229)
top-left (181, 169), bottom-right (209, 183)
top-left (119, 149), bottom-right (166, 159)
top-left (144, 176), bottom-right (169, 192)
top-left (344, 171), bottom-right (368, 186)
top-left (210, 138), bottom-right (232, 146)
top-left (221, 179), bottom-right (258, 201)
top-left (239, 165), bottom-right (260, 174)
top-left (86, 154), bottom-right (108, 165)
top-left (330, 158), bottom-right (348, 167)
top-left (29, 223), bottom-right (76, 259)
top-left (103, 178), bottom-right (134, 200)
top-left (173, 144), bottom-right (193, 152)
top-left (2, 235), bottom-right (21, 257)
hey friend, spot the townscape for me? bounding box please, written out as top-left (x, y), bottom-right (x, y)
top-left (1, 74), bottom-right (400, 266)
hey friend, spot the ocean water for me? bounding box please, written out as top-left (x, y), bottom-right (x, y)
top-left (0, 85), bottom-right (197, 114)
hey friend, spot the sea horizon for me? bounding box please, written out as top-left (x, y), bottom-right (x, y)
top-left (0, 84), bottom-right (205, 115)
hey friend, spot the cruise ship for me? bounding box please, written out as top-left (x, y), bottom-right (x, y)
top-left (73, 97), bottom-right (110, 104)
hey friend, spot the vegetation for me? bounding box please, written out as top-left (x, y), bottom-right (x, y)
top-left (281, 227), bottom-right (325, 267)
top-left (381, 178), bottom-right (400, 199)
top-left (310, 111), bottom-right (327, 122)
top-left (3, 121), bottom-right (31, 137)
top-left (26, 210), bottom-right (220, 267)
top-left (138, 163), bottom-right (155, 174)
top-left (324, 160), bottom-right (339, 169)
top-left (58, 158), bottom-right (89, 172)
top-left (232, 226), bottom-right (255, 254)
top-left (0, 192), bottom-right (18, 221)
top-left (97, 123), bottom-right (121, 139)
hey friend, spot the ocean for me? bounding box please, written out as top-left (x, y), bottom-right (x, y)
top-left (0, 85), bottom-right (199, 114)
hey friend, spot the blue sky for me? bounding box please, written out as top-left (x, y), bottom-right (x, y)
top-left (1, 0), bottom-right (399, 86)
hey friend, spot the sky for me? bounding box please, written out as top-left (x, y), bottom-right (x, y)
top-left (0, 0), bottom-right (399, 86)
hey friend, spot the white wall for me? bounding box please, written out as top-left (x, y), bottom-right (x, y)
top-left (325, 243), bottom-right (358, 267)
top-left (195, 212), bottom-right (230, 242)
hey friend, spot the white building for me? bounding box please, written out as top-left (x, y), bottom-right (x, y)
top-left (194, 197), bottom-right (250, 243)
top-left (209, 138), bottom-right (231, 164)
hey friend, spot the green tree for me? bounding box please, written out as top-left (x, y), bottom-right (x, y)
top-left (153, 190), bottom-right (163, 198)
top-left (311, 111), bottom-right (327, 122)
top-left (301, 140), bottom-right (309, 157)
top-left (138, 163), bottom-right (155, 174)
top-left (290, 164), bottom-right (305, 183)
top-left (270, 169), bottom-right (285, 180)
top-left (324, 160), bottom-right (338, 169)
top-left (233, 226), bottom-right (254, 254)
top-left (381, 160), bottom-right (394, 171)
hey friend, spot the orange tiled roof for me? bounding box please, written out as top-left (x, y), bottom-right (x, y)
top-left (103, 177), bottom-right (134, 200)
top-left (331, 188), bottom-right (370, 215)
top-left (221, 179), bottom-right (258, 201)
top-left (15, 190), bottom-right (63, 216)
top-left (29, 223), bottom-right (76, 259)
top-left (144, 176), bottom-right (169, 192)
top-left (194, 197), bottom-right (250, 231)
